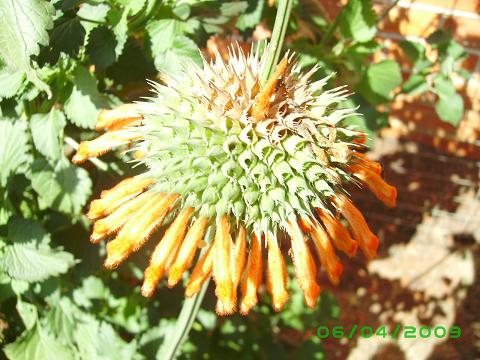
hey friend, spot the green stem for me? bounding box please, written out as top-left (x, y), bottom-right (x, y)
top-left (76, 16), bottom-right (107, 25)
top-left (260, 0), bottom-right (294, 86)
top-left (156, 280), bottom-right (209, 360)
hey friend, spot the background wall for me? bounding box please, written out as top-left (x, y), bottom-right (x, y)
top-left (375, 0), bottom-right (480, 157)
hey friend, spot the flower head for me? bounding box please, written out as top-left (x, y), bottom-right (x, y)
top-left (73, 44), bottom-right (397, 315)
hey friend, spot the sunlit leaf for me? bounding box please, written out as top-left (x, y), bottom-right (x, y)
top-left (7, 217), bottom-right (50, 244)
top-left (236, 0), bottom-right (265, 31)
top-left (16, 299), bottom-right (38, 330)
top-left (0, 68), bottom-right (24, 99)
top-left (358, 60), bottom-right (402, 104)
top-left (30, 160), bottom-right (92, 214)
top-left (0, 0), bottom-right (54, 95)
top-left (64, 66), bottom-right (109, 128)
top-left (4, 322), bottom-right (74, 360)
top-left (435, 92), bottom-right (464, 125)
top-left (0, 242), bottom-right (76, 282)
top-left (339, 0), bottom-right (377, 42)
top-left (0, 119), bottom-right (30, 186)
top-left (30, 108), bottom-right (66, 160)
top-left (153, 36), bottom-right (202, 74)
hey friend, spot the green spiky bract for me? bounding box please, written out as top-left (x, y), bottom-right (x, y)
top-left (129, 47), bottom-right (361, 238)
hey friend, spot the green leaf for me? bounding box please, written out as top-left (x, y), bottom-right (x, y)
top-left (444, 39), bottom-right (466, 60)
top-left (49, 17), bottom-right (85, 58)
top-left (358, 60), bottom-right (402, 104)
top-left (16, 299), bottom-right (38, 330)
top-left (0, 68), bottom-right (24, 99)
top-left (74, 319), bottom-right (139, 359)
top-left (153, 36), bottom-right (202, 74)
top-left (77, 3), bottom-right (109, 32)
top-left (10, 279), bottom-right (29, 295)
top-left (125, 0), bottom-right (146, 15)
top-left (0, 0), bottom-right (54, 95)
top-left (435, 92), bottom-right (463, 125)
top-left (0, 0), bottom-right (53, 64)
top-left (0, 119), bottom-right (30, 186)
top-left (0, 242), bottom-right (76, 282)
top-left (173, 3), bottom-right (191, 20)
top-left (400, 39), bottom-right (432, 72)
top-left (339, 0), bottom-right (377, 42)
top-left (3, 322), bottom-right (74, 360)
top-left (344, 41), bottom-right (381, 71)
top-left (434, 75), bottom-right (464, 125)
top-left (399, 39), bottom-right (425, 64)
top-left (44, 298), bottom-right (77, 346)
top-left (440, 56), bottom-right (455, 75)
top-left (427, 29), bottom-right (451, 47)
top-left (220, 2), bottom-right (248, 16)
top-left (402, 74), bottom-right (429, 95)
top-left (434, 75), bottom-right (455, 96)
top-left (147, 19), bottom-right (187, 54)
top-left (112, 9), bottom-right (129, 57)
top-left (107, 40), bottom-right (156, 84)
top-left (30, 160), bottom-right (92, 214)
top-left (86, 26), bottom-right (117, 70)
top-left (64, 66), bottom-right (109, 128)
top-left (7, 217), bottom-right (50, 244)
top-left (73, 276), bottom-right (109, 308)
top-left (342, 97), bottom-right (389, 145)
top-left (30, 108), bottom-right (66, 161)
top-left (236, 0), bottom-right (265, 31)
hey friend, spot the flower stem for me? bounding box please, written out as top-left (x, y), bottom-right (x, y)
top-left (156, 280), bottom-right (209, 360)
top-left (260, 0), bottom-right (294, 86)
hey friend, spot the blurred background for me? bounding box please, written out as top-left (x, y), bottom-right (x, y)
top-left (0, 0), bottom-right (478, 359)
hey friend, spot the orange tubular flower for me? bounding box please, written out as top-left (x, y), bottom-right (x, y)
top-left (104, 193), bottom-right (178, 269)
top-left (352, 152), bottom-right (382, 175)
top-left (90, 191), bottom-right (159, 243)
top-left (240, 234), bottom-right (263, 315)
top-left (230, 225), bottom-right (247, 288)
top-left (213, 216), bottom-right (236, 315)
top-left (185, 244), bottom-right (214, 297)
top-left (286, 221), bottom-right (321, 308)
top-left (72, 130), bottom-right (141, 164)
top-left (96, 104), bottom-right (143, 131)
top-left (266, 234), bottom-right (289, 311)
top-left (333, 194), bottom-right (379, 260)
top-left (308, 222), bottom-right (343, 285)
top-left (250, 57), bottom-right (289, 121)
top-left (349, 164), bottom-right (397, 208)
top-left (74, 45), bottom-right (398, 316)
top-left (352, 132), bottom-right (367, 145)
top-left (168, 216), bottom-right (209, 287)
top-left (142, 207), bottom-right (194, 297)
top-left (87, 177), bottom-right (154, 220)
top-left (316, 209), bottom-right (358, 257)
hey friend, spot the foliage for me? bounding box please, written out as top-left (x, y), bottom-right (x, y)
top-left (0, 0), bottom-right (470, 358)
